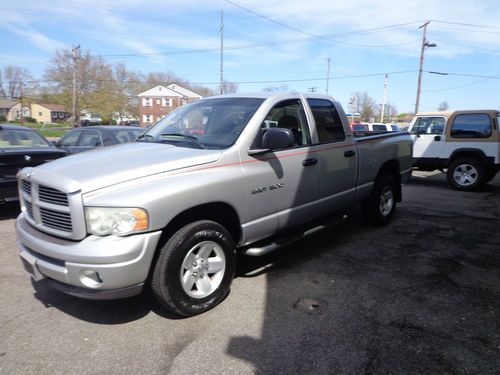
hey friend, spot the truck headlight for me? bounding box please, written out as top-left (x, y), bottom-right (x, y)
top-left (85, 207), bottom-right (149, 236)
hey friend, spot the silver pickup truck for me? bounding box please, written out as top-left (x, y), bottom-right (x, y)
top-left (16, 93), bottom-right (412, 316)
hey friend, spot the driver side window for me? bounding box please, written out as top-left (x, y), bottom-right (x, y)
top-left (257, 99), bottom-right (311, 149)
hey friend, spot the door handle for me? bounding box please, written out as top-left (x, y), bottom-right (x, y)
top-left (302, 158), bottom-right (318, 166)
top-left (434, 135), bottom-right (441, 141)
top-left (344, 150), bottom-right (356, 157)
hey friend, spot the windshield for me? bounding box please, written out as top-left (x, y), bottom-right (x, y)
top-left (0, 129), bottom-right (51, 148)
top-left (140, 97), bottom-right (264, 149)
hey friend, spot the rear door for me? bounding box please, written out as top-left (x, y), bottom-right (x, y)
top-left (410, 116), bottom-right (446, 159)
top-left (306, 98), bottom-right (358, 213)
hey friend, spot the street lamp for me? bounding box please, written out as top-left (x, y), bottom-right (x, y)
top-left (414, 22), bottom-right (437, 114)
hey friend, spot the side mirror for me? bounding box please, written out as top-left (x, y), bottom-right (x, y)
top-left (248, 128), bottom-right (295, 156)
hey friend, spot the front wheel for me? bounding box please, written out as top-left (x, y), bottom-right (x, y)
top-left (362, 175), bottom-right (397, 226)
top-left (151, 220), bottom-right (236, 317)
top-left (446, 158), bottom-right (484, 191)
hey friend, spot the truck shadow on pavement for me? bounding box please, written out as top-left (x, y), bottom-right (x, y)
top-left (225, 200), bottom-right (500, 373)
top-left (31, 281), bottom-right (184, 323)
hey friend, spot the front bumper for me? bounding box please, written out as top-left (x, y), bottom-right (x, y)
top-left (16, 214), bottom-right (162, 299)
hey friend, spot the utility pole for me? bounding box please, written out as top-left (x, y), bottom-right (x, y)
top-left (308, 86), bottom-right (317, 93)
top-left (415, 22), bottom-right (436, 115)
top-left (380, 74), bottom-right (388, 123)
top-left (19, 79), bottom-right (24, 124)
top-left (326, 57), bottom-right (331, 95)
top-left (72, 45), bottom-right (80, 128)
top-left (220, 10), bottom-right (224, 95)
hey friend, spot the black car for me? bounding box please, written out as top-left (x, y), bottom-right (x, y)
top-left (56, 125), bottom-right (144, 154)
top-left (0, 124), bottom-right (67, 204)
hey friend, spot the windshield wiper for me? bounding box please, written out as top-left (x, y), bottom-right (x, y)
top-left (157, 133), bottom-right (205, 149)
top-left (136, 134), bottom-right (154, 141)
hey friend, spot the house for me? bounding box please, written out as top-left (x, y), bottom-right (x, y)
top-left (31, 103), bottom-right (69, 124)
top-left (137, 84), bottom-right (202, 127)
top-left (0, 99), bottom-right (30, 122)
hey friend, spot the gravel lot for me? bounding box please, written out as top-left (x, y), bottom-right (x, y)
top-left (1, 171), bottom-right (499, 374)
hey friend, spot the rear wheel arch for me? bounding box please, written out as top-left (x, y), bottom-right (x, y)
top-left (375, 160), bottom-right (402, 202)
top-left (447, 149), bottom-right (489, 168)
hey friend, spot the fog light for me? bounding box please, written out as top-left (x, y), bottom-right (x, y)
top-left (80, 270), bottom-right (103, 288)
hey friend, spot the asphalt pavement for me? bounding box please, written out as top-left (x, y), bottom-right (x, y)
top-left (1, 171), bottom-right (499, 374)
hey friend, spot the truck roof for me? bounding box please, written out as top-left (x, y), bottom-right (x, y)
top-left (204, 92), bottom-right (339, 102)
top-left (415, 110), bottom-right (499, 117)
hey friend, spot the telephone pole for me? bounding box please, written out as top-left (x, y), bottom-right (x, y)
top-left (380, 74), bottom-right (388, 123)
top-left (19, 79), bottom-right (24, 124)
top-left (415, 22), bottom-right (436, 115)
top-left (326, 57), bottom-right (331, 95)
top-left (220, 10), bottom-right (224, 95)
top-left (72, 45), bottom-right (80, 127)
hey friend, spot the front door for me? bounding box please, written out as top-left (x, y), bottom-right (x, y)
top-left (240, 98), bottom-right (319, 242)
top-left (410, 116), bottom-right (446, 159)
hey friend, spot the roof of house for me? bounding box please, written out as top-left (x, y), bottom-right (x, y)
top-left (137, 85), bottom-right (184, 97)
top-left (167, 84), bottom-right (202, 99)
top-left (0, 99), bottom-right (18, 109)
top-left (36, 103), bottom-right (67, 112)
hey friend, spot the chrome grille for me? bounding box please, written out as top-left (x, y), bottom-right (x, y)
top-left (22, 180), bottom-right (32, 196)
top-left (40, 207), bottom-right (73, 232)
top-left (38, 185), bottom-right (69, 206)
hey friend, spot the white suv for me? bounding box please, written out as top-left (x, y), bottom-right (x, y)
top-left (409, 110), bottom-right (500, 190)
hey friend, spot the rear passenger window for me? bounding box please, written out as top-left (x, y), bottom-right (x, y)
top-left (372, 125), bottom-right (387, 131)
top-left (307, 99), bottom-right (345, 143)
top-left (451, 114), bottom-right (492, 138)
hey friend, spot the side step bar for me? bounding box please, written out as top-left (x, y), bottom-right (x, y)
top-left (244, 215), bottom-right (347, 256)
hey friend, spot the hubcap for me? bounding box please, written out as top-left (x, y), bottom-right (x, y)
top-left (180, 241), bottom-right (226, 299)
top-left (379, 186), bottom-right (394, 217)
top-left (453, 164), bottom-right (478, 186)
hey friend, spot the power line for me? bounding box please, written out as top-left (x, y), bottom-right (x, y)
top-left (430, 19), bottom-right (500, 30)
top-left (20, 69), bottom-right (419, 86)
top-left (434, 40), bottom-right (500, 54)
top-left (224, 0), bottom-right (421, 48)
top-left (422, 71), bottom-right (500, 92)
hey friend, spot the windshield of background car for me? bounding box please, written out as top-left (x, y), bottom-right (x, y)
top-left (142, 97), bottom-right (264, 149)
top-left (0, 129), bottom-right (51, 148)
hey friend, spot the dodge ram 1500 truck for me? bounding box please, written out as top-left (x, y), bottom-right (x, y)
top-left (16, 93), bottom-right (412, 316)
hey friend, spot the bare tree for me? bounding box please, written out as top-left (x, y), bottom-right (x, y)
top-left (0, 66), bottom-right (34, 100)
top-left (350, 92), bottom-right (377, 122)
top-left (220, 80), bottom-right (238, 94)
top-left (262, 84), bottom-right (290, 92)
top-left (438, 101), bottom-right (449, 111)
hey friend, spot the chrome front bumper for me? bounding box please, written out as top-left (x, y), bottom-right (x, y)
top-left (16, 214), bottom-right (162, 300)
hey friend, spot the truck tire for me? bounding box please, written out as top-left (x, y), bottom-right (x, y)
top-left (151, 220), bottom-right (236, 317)
top-left (362, 175), bottom-right (397, 226)
top-left (446, 158), bottom-right (484, 191)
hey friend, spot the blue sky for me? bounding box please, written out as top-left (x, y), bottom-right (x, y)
top-left (1, 0), bottom-right (499, 113)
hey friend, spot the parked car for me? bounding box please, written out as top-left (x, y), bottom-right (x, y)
top-left (79, 113), bottom-right (102, 126)
top-left (409, 110), bottom-right (500, 190)
top-left (0, 124), bottom-right (66, 204)
top-left (16, 92), bottom-right (412, 317)
top-left (368, 123), bottom-right (402, 132)
top-left (55, 126), bottom-right (144, 154)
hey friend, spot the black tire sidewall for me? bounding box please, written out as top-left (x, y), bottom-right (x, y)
top-left (152, 220), bottom-right (236, 317)
top-left (362, 175), bottom-right (397, 225)
top-left (447, 158), bottom-right (484, 191)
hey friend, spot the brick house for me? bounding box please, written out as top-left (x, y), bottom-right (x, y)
top-left (137, 84), bottom-right (202, 127)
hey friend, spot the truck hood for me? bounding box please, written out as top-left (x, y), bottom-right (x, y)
top-left (28, 142), bottom-right (223, 193)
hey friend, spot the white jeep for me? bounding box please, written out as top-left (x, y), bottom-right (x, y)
top-left (409, 110), bottom-right (500, 190)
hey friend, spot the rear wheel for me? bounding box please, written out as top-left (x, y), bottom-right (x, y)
top-left (446, 158), bottom-right (484, 191)
top-left (151, 220), bottom-right (236, 317)
top-left (362, 175), bottom-right (397, 226)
